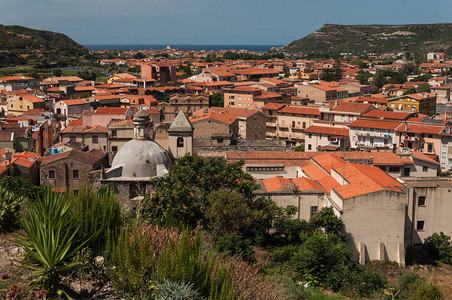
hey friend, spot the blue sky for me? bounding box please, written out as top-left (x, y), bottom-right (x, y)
top-left (1, 0), bottom-right (451, 45)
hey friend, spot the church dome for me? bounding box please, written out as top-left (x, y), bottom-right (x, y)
top-left (107, 139), bottom-right (172, 179)
top-left (104, 109), bottom-right (173, 180)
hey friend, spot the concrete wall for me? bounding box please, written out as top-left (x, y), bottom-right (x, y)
top-left (405, 181), bottom-right (452, 246)
top-left (341, 190), bottom-right (406, 265)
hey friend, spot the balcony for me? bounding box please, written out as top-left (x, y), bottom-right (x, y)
top-left (266, 122), bottom-right (277, 127)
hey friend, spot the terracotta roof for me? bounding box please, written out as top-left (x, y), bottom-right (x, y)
top-left (93, 107), bottom-right (129, 115)
top-left (41, 149), bottom-right (103, 166)
top-left (349, 119), bottom-right (401, 130)
top-left (262, 177), bottom-right (293, 192)
top-left (330, 102), bottom-right (375, 114)
top-left (292, 177), bottom-right (323, 192)
top-left (190, 111), bottom-right (237, 124)
top-left (68, 119), bottom-right (83, 126)
top-left (278, 106), bottom-right (319, 116)
top-left (410, 150), bottom-right (440, 165)
top-left (304, 125), bottom-right (349, 136)
top-left (362, 110), bottom-right (411, 120)
top-left (261, 103), bottom-right (286, 111)
top-left (395, 123), bottom-right (443, 135)
top-left (56, 98), bottom-right (89, 106)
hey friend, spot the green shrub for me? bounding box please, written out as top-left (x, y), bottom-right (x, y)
top-left (154, 230), bottom-right (236, 300)
top-left (0, 186), bottom-right (24, 232)
top-left (215, 234), bottom-right (255, 262)
top-left (106, 225), bottom-right (155, 298)
top-left (394, 271), bottom-right (442, 300)
top-left (64, 187), bottom-right (122, 255)
top-left (294, 145), bottom-right (305, 152)
top-left (291, 233), bottom-right (352, 291)
top-left (423, 232), bottom-right (452, 265)
top-left (342, 264), bottom-right (387, 297)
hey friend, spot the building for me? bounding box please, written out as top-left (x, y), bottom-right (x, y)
top-left (141, 63), bottom-right (176, 82)
top-left (207, 107), bottom-right (267, 140)
top-left (7, 94), bottom-right (46, 116)
top-left (223, 86), bottom-right (287, 109)
top-left (349, 119), bottom-right (401, 150)
top-left (168, 110), bottom-right (194, 159)
top-left (304, 125), bottom-right (349, 151)
top-left (275, 106), bottom-right (320, 146)
top-left (40, 149), bottom-right (106, 192)
top-left (157, 94), bottom-right (209, 122)
top-left (387, 93), bottom-right (437, 115)
top-left (103, 110), bottom-right (173, 207)
top-left (0, 76), bottom-right (39, 92)
top-left (395, 122), bottom-right (442, 156)
top-left (82, 107), bottom-right (134, 127)
top-left (54, 98), bottom-right (91, 117)
top-left (296, 81), bottom-right (349, 103)
top-left (60, 125), bottom-right (109, 152)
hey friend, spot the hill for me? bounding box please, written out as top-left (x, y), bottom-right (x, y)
top-left (284, 23), bottom-right (452, 57)
top-left (0, 24), bottom-right (88, 66)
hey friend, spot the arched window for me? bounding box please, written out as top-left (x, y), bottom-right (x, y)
top-left (177, 137), bottom-right (184, 148)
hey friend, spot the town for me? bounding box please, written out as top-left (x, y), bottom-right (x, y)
top-left (1, 40), bottom-right (452, 299)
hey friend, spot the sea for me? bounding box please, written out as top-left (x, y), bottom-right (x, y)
top-left (84, 44), bottom-right (283, 52)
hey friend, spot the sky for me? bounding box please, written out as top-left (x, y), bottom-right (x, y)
top-left (1, 0), bottom-right (451, 45)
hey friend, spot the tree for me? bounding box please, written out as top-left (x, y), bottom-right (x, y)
top-left (416, 83), bottom-right (431, 93)
top-left (424, 232), bottom-right (452, 264)
top-left (319, 61), bottom-right (343, 82)
top-left (52, 68), bottom-right (63, 77)
top-left (206, 190), bottom-right (276, 240)
top-left (209, 92), bottom-right (223, 107)
top-left (309, 206), bottom-right (345, 237)
top-left (133, 52), bottom-right (145, 59)
top-left (291, 233), bottom-right (352, 291)
top-left (140, 154), bottom-right (257, 227)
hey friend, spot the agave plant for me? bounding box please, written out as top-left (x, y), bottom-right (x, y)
top-left (15, 188), bottom-right (86, 298)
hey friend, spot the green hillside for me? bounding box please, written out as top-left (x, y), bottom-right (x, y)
top-left (284, 23), bottom-right (452, 57)
top-left (0, 24), bottom-right (88, 66)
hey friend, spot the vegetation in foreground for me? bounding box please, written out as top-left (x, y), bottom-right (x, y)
top-left (0, 156), bottom-right (449, 299)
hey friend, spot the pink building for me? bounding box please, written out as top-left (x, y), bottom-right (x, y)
top-left (82, 107), bottom-right (134, 127)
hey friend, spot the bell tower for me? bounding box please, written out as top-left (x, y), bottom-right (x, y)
top-left (167, 110), bottom-right (193, 159)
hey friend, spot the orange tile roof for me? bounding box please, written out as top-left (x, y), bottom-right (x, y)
top-left (262, 177), bottom-right (293, 192)
top-left (349, 119), bottom-right (401, 130)
top-left (68, 119), bottom-right (83, 126)
top-left (93, 107), bottom-right (129, 115)
top-left (362, 110), bottom-right (411, 120)
top-left (292, 177), bottom-right (323, 192)
top-left (331, 102), bottom-right (375, 114)
top-left (261, 103), bottom-right (286, 111)
top-left (395, 123), bottom-right (443, 135)
top-left (410, 150), bottom-right (440, 165)
top-left (278, 106), bottom-right (319, 116)
top-left (304, 125), bottom-right (349, 136)
top-left (190, 111), bottom-right (237, 125)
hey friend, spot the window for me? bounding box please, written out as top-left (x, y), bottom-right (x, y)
top-left (416, 220), bottom-right (425, 231)
top-left (177, 137), bottom-right (184, 148)
top-left (73, 170), bottom-right (79, 179)
top-left (422, 166), bottom-right (428, 172)
top-left (49, 170), bottom-right (55, 179)
top-left (92, 135), bottom-right (98, 144)
top-left (292, 121), bottom-right (295, 128)
top-left (308, 144), bottom-right (312, 150)
top-left (303, 122), bottom-right (306, 129)
top-left (308, 134), bottom-right (312, 139)
top-left (111, 130), bottom-right (117, 137)
top-left (418, 196), bottom-right (426, 206)
top-left (427, 143), bottom-right (433, 152)
top-left (389, 166), bottom-right (400, 172)
top-left (112, 146), bottom-right (118, 152)
top-left (310, 206), bottom-right (318, 218)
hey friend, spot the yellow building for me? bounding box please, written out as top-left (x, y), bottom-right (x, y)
top-left (387, 93), bottom-right (436, 115)
top-left (7, 94), bottom-right (46, 116)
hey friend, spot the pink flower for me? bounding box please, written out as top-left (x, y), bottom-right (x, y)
top-left (6, 290), bottom-right (14, 298)
top-left (1, 273), bottom-right (8, 279)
